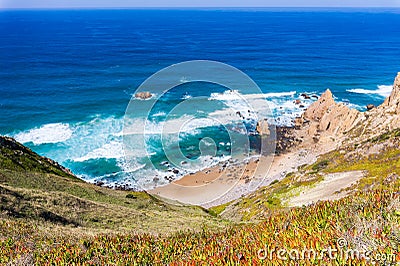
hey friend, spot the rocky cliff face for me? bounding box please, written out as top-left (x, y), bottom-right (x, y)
top-left (382, 72), bottom-right (400, 113)
top-left (302, 89), bottom-right (362, 136)
top-left (358, 72), bottom-right (400, 140)
top-left (294, 88), bottom-right (361, 151)
top-left (293, 72), bottom-right (400, 152)
top-left (303, 89), bottom-right (336, 121)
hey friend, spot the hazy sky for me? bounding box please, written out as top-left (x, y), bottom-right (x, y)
top-left (1, 0), bottom-right (400, 9)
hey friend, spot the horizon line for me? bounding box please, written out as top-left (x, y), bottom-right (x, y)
top-left (2, 6), bottom-right (400, 10)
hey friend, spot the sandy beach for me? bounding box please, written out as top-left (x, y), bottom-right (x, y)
top-left (150, 147), bottom-right (319, 207)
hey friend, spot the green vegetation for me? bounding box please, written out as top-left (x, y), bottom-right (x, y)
top-left (0, 136), bottom-right (227, 264)
top-left (2, 186), bottom-right (398, 265)
top-left (1, 128), bottom-right (400, 264)
top-left (220, 169), bottom-right (325, 221)
top-left (369, 128), bottom-right (400, 143)
top-left (208, 202), bottom-right (230, 216)
top-left (220, 129), bottom-right (400, 222)
top-left (309, 130), bottom-right (400, 192)
top-left (0, 137), bottom-right (77, 180)
top-left (311, 159), bottom-right (329, 171)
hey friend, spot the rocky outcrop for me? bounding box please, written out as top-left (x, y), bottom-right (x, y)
top-left (293, 72), bottom-right (400, 150)
top-left (256, 119), bottom-right (270, 136)
top-left (361, 72), bottom-right (400, 136)
top-left (382, 72), bottom-right (400, 114)
top-left (295, 89), bottom-right (362, 145)
top-left (366, 104), bottom-right (375, 111)
top-left (303, 89), bottom-right (336, 121)
top-left (135, 91), bottom-right (152, 100)
top-left (319, 103), bottom-right (360, 135)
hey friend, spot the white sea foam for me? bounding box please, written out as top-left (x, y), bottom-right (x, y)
top-left (180, 76), bottom-right (190, 83)
top-left (117, 160), bottom-right (146, 174)
top-left (98, 154), bottom-right (234, 190)
top-left (13, 90), bottom-right (322, 189)
top-left (74, 140), bottom-right (124, 162)
top-left (208, 90), bottom-right (260, 122)
top-left (208, 90), bottom-right (296, 101)
top-left (124, 89), bottom-right (304, 138)
top-left (124, 117), bottom-right (183, 135)
top-left (263, 91), bottom-right (297, 98)
top-left (151, 111), bottom-right (166, 117)
top-left (49, 116), bottom-right (125, 163)
top-left (180, 117), bottom-right (221, 134)
top-left (124, 115), bottom-right (221, 136)
top-left (347, 85), bottom-right (393, 97)
top-left (208, 89), bottom-right (311, 126)
top-left (182, 94), bottom-right (192, 100)
top-left (343, 102), bottom-right (364, 111)
top-left (14, 123), bottom-right (74, 145)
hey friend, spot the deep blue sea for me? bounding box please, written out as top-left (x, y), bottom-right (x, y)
top-left (1, 8), bottom-right (400, 189)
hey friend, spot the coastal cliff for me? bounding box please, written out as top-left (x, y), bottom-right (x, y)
top-left (292, 72), bottom-right (400, 152)
top-left (0, 136), bottom-right (75, 178)
top-left (382, 72), bottom-right (400, 112)
top-left (0, 135), bottom-right (224, 233)
top-left (2, 75), bottom-right (400, 264)
top-left (219, 72), bottom-right (400, 221)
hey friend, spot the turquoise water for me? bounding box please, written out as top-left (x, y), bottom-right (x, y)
top-left (1, 9), bottom-right (400, 188)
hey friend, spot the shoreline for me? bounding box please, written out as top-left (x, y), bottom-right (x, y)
top-left (106, 123), bottom-right (334, 206)
top-left (149, 144), bottom-right (321, 207)
top-left (99, 75), bottom-right (400, 205)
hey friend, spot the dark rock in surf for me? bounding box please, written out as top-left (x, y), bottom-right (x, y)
top-left (135, 91), bottom-right (152, 100)
top-left (366, 104), bottom-right (375, 111)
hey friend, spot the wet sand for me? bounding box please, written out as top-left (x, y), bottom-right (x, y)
top-left (150, 148), bottom-right (318, 207)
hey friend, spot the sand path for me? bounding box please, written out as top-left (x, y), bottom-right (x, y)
top-left (288, 170), bottom-right (364, 207)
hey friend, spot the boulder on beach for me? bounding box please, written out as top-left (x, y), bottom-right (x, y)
top-left (366, 104), bottom-right (376, 111)
top-left (135, 91), bottom-right (152, 100)
top-left (294, 117), bottom-right (304, 128)
top-left (256, 119), bottom-right (270, 136)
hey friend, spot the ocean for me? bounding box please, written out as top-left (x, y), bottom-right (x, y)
top-left (1, 8), bottom-right (400, 189)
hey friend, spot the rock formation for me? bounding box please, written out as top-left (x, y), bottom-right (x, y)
top-left (256, 119), bottom-right (270, 136)
top-left (293, 72), bottom-right (400, 151)
top-left (135, 91), bottom-right (152, 100)
top-left (294, 99), bottom-right (301, 105)
top-left (303, 89), bottom-right (336, 121)
top-left (294, 89), bottom-right (362, 147)
top-left (382, 72), bottom-right (400, 114)
top-left (366, 104), bottom-right (375, 111)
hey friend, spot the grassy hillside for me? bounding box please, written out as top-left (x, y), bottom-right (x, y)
top-left (0, 136), bottom-right (227, 264)
top-left (216, 128), bottom-right (400, 222)
top-left (3, 179), bottom-right (398, 264)
top-left (1, 130), bottom-right (400, 264)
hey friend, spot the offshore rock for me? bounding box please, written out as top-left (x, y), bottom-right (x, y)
top-left (135, 91), bottom-right (152, 100)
